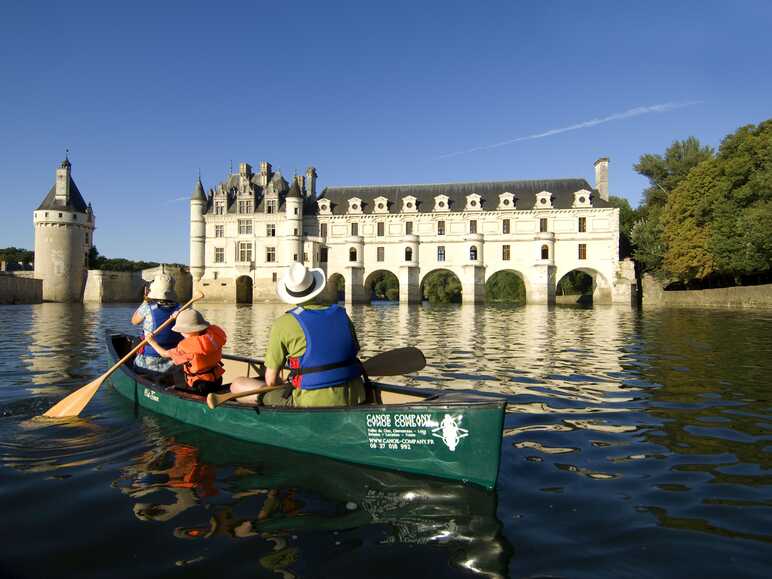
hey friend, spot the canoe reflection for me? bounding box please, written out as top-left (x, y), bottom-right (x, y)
top-left (116, 415), bottom-right (512, 577)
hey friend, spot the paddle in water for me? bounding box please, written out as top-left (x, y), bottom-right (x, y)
top-left (206, 346), bottom-right (426, 409)
top-left (42, 292), bottom-right (205, 419)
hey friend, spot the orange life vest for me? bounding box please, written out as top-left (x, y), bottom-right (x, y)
top-left (179, 325), bottom-right (227, 387)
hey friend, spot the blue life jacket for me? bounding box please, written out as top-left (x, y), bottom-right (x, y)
top-left (286, 304), bottom-right (362, 390)
top-left (142, 302), bottom-right (183, 357)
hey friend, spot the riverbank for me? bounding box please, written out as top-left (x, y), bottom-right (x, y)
top-left (642, 274), bottom-right (772, 308)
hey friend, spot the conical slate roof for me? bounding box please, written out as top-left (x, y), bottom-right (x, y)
top-left (36, 174), bottom-right (89, 212)
top-left (192, 177), bottom-right (206, 201)
top-left (287, 179), bottom-right (302, 198)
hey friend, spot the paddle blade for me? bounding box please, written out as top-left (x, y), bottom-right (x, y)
top-left (363, 347), bottom-right (426, 377)
top-left (42, 376), bottom-right (106, 418)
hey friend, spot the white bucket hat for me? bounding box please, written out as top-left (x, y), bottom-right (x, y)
top-left (276, 262), bottom-right (327, 305)
top-left (147, 273), bottom-right (176, 301)
top-left (172, 309), bottom-right (210, 333)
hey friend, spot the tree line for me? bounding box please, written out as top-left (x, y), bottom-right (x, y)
top-left (0, 246), bottom-right (184, 272)
top-left (625, 119), bottom-right (771, 287)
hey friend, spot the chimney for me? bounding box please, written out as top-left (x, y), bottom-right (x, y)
top-left (305, 166), bottom-right (317, 198)
top-left (239, 162), bottom-right (252, 177)
top-left (594, 157), bottom-right (609, 201)
top-left (55, 157), bottom-right (72, 204)
top-left (258, 161), bottom-right (272, 187)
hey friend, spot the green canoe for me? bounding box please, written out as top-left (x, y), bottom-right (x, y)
top-left (106, 333), bottom-right (506, 489)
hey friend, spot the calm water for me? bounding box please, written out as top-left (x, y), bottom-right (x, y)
top-left (1, 302), bottom-right (770, 578)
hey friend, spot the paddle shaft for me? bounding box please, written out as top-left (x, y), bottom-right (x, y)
top-left (42, 292), bottom-right (204, 418)
top-left (206, 384), bottom-right (288, 409)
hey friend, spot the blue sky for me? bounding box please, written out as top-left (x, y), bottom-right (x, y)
top-left (1, 0), bottom-right (770, 264)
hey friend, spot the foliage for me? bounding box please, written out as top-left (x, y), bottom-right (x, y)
top-left (557, 271), bottom-right (593, 295)
top-left (88, 246), bottom-right (173, 272)
top-left (631, 137), bottom-right (714, 273)
top-left (607, 195), bottom-right (638, 258)
top-left (422, 270), bottom-right (461, 303)
top-left (485, 271), bottom-right (525, 304)
top-left (0, 247), bottom-right (34, 264)
top-left (367, 271), bottom-right (399, 301)
top-left (661, 120), bottom-right (772, 282)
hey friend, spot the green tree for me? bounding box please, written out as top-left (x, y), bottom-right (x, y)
top-left (556, 271), bottom-right (593, 295)
top-left (0, 247), bottom-right (34, 264)
top-left (485, 271), bottom-right (525, 304)
top-left (422, 270), bottom-right (461, 303)
top-left (369, 271), bottom-right (399, 301)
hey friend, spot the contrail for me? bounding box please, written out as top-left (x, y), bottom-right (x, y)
top-left (435, 101), bottom-right (703, 159)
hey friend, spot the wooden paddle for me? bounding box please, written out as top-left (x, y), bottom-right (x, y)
top-left (206, 346), bottom-right (426, 409)
top-left (42, 292), bottom-right (205, 419)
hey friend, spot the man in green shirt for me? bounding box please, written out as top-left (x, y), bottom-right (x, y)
top-left (230, 263), bottom-right (367, 407)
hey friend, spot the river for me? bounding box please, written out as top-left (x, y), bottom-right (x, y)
top-left (0, 302), bottom-right (770, 578)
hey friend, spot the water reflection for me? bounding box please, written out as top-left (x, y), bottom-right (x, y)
top-left (114, 413), bottom-right (512, 577)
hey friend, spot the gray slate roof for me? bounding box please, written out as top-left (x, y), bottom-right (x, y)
top-left (318, 178), bottom-right (607, 214)
top-left (203, 172), bottom-right (293, 214)
top-left (37, 177), bottom-right (90, 213)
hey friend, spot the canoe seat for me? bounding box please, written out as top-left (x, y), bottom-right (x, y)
top-left (379, 390), bottom-right (427, 405)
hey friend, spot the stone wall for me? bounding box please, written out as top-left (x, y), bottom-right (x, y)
top-left (83, 270), bottom-right (144, 303)
top-left (0, 273), bottom-right (43, 304)
top-left (642, 274), bottom-right (772, 308)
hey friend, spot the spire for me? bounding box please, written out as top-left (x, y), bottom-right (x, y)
top-left (61, 149), bottom-right (71, 169)
top-left (287, 178), bottom-right (302, 198)
top-left (192, 175), bottom-right (206, 201)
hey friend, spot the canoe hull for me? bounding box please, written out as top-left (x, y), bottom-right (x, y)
top-left (107, 335), bottom-right (505, 489)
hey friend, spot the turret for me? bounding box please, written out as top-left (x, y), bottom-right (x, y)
top-left (594, 157), bottom-right (609, 201)
top-left (285, 178), bottom-right (304, 263)
top-left (33, 157), bottom-right (94, 302)
top-left (189, 176), bottom-right (206, 282)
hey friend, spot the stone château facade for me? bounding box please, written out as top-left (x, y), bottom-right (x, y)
top-left (33, 158), bottom-right (95, 302)
top-left (190, 158), bottom-right (636, 305)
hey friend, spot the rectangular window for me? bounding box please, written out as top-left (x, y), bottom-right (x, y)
top-left (351, 222), bottom-right (359, 236)
top-left (266, 223), bottom-right (276, 237)
top-left (238, 219), bottom-right (252, 235)
top-left (405, 221), bottom-right (413, 235)
top-left (469, 220), bottom-right (477, 234)
top-left (214, 202), bottom-right (225, 215)
top-left (303, 252), bottom-right (308, 262)
top-left (320, 247), bottom-right (329, 262)
top-left (320, 223), bottom-right (327, 238)
top-left (294, 207), bottom-right (299, 215)
top-left (502, 219), bottom-right (510, 234)
top-left (502, 244), bottom-right (510, 261)
top-left (377, 222), bottom-right (384, 236)
top-left (215, 225), bottom-right (224, 238)
top-left (272, 272), bottom-right (277, 282)
top-left (214, 248), bottom-right (224, 263)
top-left (578, 217), bottom-right (587, 233)
top-left (540, 218), bottom-right (548, 233)
top-left (238, 200), bottom-right (253, 213)
top-left (266, 247), bottom-right (276, 263)
top-left (266, 199), bottom-right (277, 214)
top-left (238, 242), bottom-right (253, 262)
top-left (578, 243), bottom-right (587, 260)
top-left (437, 246), bottom-right (445, 261)
top-left (437, 220), bottom-right (445, 236)
top-left (377, 247), bottom-right (384, 262)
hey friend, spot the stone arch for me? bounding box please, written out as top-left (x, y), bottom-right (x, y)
top-left (555, 267), bottom-right (612, 305)
top-left (419, 268), bottom-right (463, 304)
top-left (364, 269), bottom-right (400, 302)
top-left (485, 269), bottom-right (527, 304)
top-left (321, 271), bottom-right (346, 304)
top-left (235, 275), bottom-right (253, 303)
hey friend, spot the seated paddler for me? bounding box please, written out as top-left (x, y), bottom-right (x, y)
top-left (146, 309), bottom-right (227, 396)
top-left (131, 273), bottom-right (182, 374)
top-left (230, 262), bottom-right (367, 407)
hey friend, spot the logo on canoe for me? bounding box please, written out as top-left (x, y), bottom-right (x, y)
top-left (432, 414), bottom-right (468, 451)
top-left (143, 388), bottom-right (159, 402)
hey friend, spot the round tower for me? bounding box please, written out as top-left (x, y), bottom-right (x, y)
top-left (284, 177), bottom-right (304, 263)
top-left (33, 157), bottom-right (95, 302)
top-left (190, 176), bottom-right (206, 283)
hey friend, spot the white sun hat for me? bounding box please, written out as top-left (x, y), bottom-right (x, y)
top-left (147, 273), bottom-right (177, 301)
top-left (276, 262), bottom-right (327, 305)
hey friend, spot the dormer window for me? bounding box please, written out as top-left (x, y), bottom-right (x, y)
top-left (433, 194), bottom-right (450, 212)
top-left (535, 191), bottom-right (553, 209)
top-left (317, 199), bottom-right (331, 215)
top-left (465, 194), bottom-right (482, 211)
top-left (402, 195), bottom-right (418, 213)
top-left (572, 189), bottom-right (593, 208)
top-left (373, 196), bottom-right (389, 214)
top-left (348, 197), bottom-right (363, 214)
top-left (498, 192), bottom-right (516, 210)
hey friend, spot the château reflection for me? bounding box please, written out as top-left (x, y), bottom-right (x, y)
top-left (115, 414), bottom-right (512, 578)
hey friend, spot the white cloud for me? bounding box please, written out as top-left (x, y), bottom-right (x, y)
top-left (435, 101), bottom-right (703, 159)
